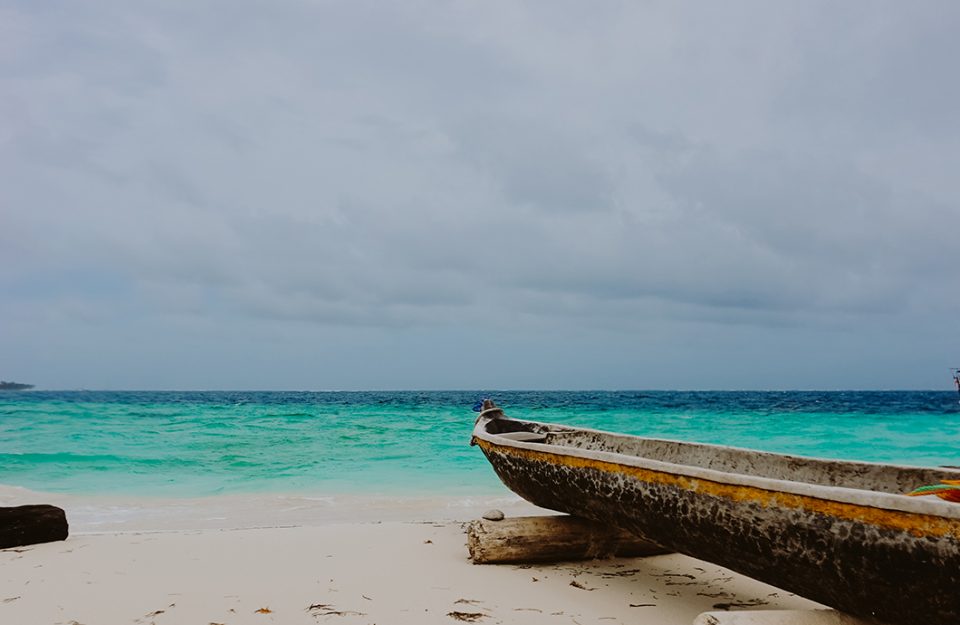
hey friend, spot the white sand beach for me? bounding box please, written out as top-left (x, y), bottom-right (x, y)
top-left (0, 488), bottom-right (832, 625)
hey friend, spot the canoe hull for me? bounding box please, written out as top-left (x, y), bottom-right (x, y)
top-left (476, 432), bottom-right (960, 625)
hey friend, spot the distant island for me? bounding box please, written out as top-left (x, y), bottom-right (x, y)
top-left (0, 381), bottom-right (34, 390)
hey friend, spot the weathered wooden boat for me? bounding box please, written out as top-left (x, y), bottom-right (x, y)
top-left (471, 401), bottom-right (960, 625)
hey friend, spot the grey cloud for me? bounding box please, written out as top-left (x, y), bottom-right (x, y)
top-left (2, 1), bottom-right (959, 389)
top-left (772, 5), bottom-right (960, 136)
top-left (452, 116), bottom-right (614, 214)
top-left (657, 148), bottom-right (958, 310)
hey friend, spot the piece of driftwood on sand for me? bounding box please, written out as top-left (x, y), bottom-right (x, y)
top-left (0, 505), bottom-right (69, 549)
top-left (466, 514), bottom-right (669, 564)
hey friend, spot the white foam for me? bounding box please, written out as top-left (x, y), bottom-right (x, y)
top-left (0, 483), bottom-right (548, 533)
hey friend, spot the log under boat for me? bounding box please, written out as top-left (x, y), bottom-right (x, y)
top-left (471, 401), bottom-right (960, 625)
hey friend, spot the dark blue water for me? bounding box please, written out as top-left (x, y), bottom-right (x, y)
top-left (1, 390), bottom-right (958, 496)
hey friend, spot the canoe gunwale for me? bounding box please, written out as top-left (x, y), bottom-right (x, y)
top-left (472, 415), bottom-right (960, 519)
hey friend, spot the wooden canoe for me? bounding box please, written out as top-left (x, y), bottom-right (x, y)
top-left (471, 401), bottom-right (960, 625)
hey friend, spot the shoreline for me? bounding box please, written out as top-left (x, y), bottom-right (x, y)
top-left (1, 484), bottom-right (549, 532)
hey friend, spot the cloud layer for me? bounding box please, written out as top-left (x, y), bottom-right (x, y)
top-left (2, 1), bottom-right (959, 389)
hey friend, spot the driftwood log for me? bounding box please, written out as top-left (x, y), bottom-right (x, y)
top-left (466, 515), bottom-right (669, 564)
top-left (0, 505), bottom-right (68, 549)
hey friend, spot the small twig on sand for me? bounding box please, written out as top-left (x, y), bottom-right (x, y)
top-left (447, 611), bottom-right (485, 622)
top-left (307, 603), bottom-right (365, 617)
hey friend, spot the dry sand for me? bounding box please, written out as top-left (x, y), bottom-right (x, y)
top-left (1, 487), bottom-right (826, 625)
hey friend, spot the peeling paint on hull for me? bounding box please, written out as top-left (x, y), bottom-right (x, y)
top-left (472, 413), bottom-right (960, 625)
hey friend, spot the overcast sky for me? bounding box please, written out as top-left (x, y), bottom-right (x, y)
top-left (2, 1), bottom-right (958, 390)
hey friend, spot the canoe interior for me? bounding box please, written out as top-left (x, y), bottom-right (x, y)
top-left (483, 417), bottom-right (960, 496)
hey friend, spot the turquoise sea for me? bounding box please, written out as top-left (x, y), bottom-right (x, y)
top-left (1, 391), bottom-right (959, 498)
